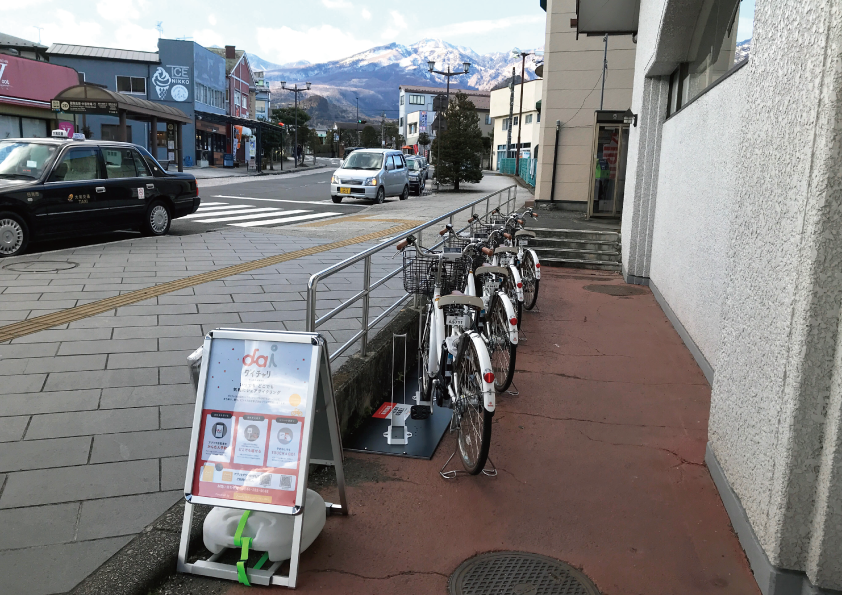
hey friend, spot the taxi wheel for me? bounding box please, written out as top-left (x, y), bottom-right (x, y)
top-left (331, 196), bottom-right (343, 203)
top-left (375, 187), bottom-right (386, 204)
top-left (399, 185), bottom-right (409, 200)
top-left (0, 212), bottom-right (29, 258)
top-left (142, 201), bottom-right (171, 236)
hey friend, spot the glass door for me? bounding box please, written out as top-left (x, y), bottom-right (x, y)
top-left (589, 123), bottom-right (629, 217)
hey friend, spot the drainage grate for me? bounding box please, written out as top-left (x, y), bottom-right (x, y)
top-left (449, 551), bottom-right (600, 595)
top-left (3, 261), bottom-right (79, 273)
top-left (583, 284), bottom-right (647, 297)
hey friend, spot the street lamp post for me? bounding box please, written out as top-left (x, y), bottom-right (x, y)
top-left (426, 60), bottom-right (471, 181)
top-left (280, 81), bottom-right (311, 168)
top-left (511, 48), bottom-right (534, 181)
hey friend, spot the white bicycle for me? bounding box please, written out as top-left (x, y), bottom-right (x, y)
top-left (397, 233), bottom-right (498, 475)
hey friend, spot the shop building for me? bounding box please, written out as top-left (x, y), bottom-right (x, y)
top-left (254, 71), bottom-right (270, 121)
top-left (208, 45), bottom-right (256, 164)
top-left (1, 32), bottom-right (49, 62)
top-left (0, 37), bottom-right (79, 139)
top-left (400, 85), bottom-right (491, 156)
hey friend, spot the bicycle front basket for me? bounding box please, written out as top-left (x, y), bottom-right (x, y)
top-left (402, 247), bottom-right (470, 296)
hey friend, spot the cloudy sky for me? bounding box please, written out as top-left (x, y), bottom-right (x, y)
top-left (7, 0), bottom-right (546, 64)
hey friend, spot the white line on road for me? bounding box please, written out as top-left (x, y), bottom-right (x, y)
top-left (198, 202), bottom-right (227, 206)
top-left (231, 212), bottom-right (342, 227)
top-left (181, 206), bottom-right (258, 219)
top-left (196, 209), bottom-right (309, 223)
top-left (213, 195), bottom-right (366, 207)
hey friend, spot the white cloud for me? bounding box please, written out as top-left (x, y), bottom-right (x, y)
top-left (421, 14), bottom-right (545, 40)
top-left (40, 10), bottom-right (102, 47)
top-left (207, 13), bottom-right (217, 26)
top-left (381, 10), bottom-right (408, 40)
top-left (322, 0), bottom-right (351, 7)
top-left (113, 22), bottom-right (160, 51)
top-left (361, 7), bottom-right (371, 20)
top-left (257, 24), bottom-right (372, 63)
top-left (97, 0), bottom-right (140, 21)
top-left (193, 28), bottom-right (224, 49)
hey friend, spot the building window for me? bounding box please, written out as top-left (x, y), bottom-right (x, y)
top-left (256, 100), bottom-right (266, 113)
top-left (77, 72), bottom-right (86, 83)
top-left (400, 95), bottom-right (404, 105)
top-left (485, 114), bottom-right (492, 125)
top-left (525, 114), bottom-right (533, 124)
top-left (502, 118), bottom-right (509, 130)
top-left (537, 111), bottom-right (541, 123)
top-left (241, 95), bottom-right (247, 109)
top-left (194, 83), bottom-right (224, 109)
top-left (400, 117), bottom-right (404, 127)
top-left (513, 116), bottom-right (519, 126)
top-left (666, 0), bottom-right (753, 117)
top-left (116, 76), bottom-right (146, 95)
top-left (409, 94), bottom-right (425, 105)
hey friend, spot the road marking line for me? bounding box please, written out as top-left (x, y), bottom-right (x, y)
top-left (231, 212), bottom-right (341, 227)
top-left (181, 206), bottom-right (258, 219)
top-left (196, 209), bottom-right (307, 223)
top-left (199, 202), bottom-right (227, 206)
top-left (0, 223), bottom-right (416, 343)
top-left (213, 195), bottom-right (364, 207)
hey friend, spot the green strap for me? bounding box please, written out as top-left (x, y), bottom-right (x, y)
top-left (233, 510), bottom-right (251, 547)
top-left (237, 560), bottom-right (251, 587)
top-left (254, 552), bottom-right (270, 570)
top-left (234, 511), bottom-right (252, 586)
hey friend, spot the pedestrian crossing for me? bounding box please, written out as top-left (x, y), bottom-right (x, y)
top-left (183, 202), bottom-right (341, 229)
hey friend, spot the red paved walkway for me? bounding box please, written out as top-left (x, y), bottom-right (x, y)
top-left (229, 268), bottom-right (759, 595)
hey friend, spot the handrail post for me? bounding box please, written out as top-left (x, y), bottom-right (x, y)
top-left (306, 279), bottom-right (317, 333)
top-left (361, 255), bottom-right (371, 356)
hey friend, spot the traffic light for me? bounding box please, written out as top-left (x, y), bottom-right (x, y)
top-left (358, 119), bottom-right (367, 124)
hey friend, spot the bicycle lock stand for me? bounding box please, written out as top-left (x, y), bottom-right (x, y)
top-left (385, 333), bottom-right (411, 446)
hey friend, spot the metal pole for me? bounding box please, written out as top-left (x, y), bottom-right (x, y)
top-left (506, 67), bottom-right (515, 170)
top-left (515, 53), bottom-right (526, 180)
top-left (550, 120), bottom-right (561, 202)
top-left (356, 97), bottom-right (360, 146)
top-left (361, 255), bottom-right (371, 356)
top-left (306, 280), bottom-right (317, 332)
top-left (294, 88), bottom-right (298, 169)
top-left (600, 34), bottom-right (608, 110)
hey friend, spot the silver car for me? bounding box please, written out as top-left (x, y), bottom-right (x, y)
top-left (330, 149), bottom-right (409, 204)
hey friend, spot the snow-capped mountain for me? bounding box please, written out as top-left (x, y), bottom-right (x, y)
top-left (735, 38), bottom-right (751, 63)
top-left (247, 53), bottom-right (312, 73)
top-left (262, 39), bottom-right (541, 122)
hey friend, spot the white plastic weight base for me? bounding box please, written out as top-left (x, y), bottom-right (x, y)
top-left (203, 489), bottom-right (327, 562)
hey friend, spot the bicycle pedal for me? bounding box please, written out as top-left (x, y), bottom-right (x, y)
top-left (410, 405), bottom-right (431, 420)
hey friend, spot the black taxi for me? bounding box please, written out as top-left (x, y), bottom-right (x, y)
top-left (0, 137), bottom-right (201, 257)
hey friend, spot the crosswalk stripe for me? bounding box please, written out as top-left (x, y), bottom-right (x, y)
top-left (212, 195), bottom-right (364, 207)
top-left (181, 206), bottom-right (258, 219)
top-left (231, 212), bottom-right (342, 228)
top-left (198, 202), bottom-right (227, 206)
top-left (190, 204), bottom-right (255, 213)
top-left (196, 209), bottom-right (308, 223)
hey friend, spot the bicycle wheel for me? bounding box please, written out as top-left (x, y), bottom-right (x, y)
top-left (453, 337), bottom-right (493, 474)
top-left (521, 251), bottom-right (539, 310)
top-left (487, 293), bottom-right (517, 392)
top-left (419, 304), bottom-right (434, 404)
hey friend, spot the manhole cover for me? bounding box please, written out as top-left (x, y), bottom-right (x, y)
top-left (449, 551), bottom-right (600, 595)
top-left (3, 261), bottom-right (78, 273)
top-left (584, 284), bottom-right (647, 297)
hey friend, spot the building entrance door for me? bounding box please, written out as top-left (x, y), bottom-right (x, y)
top-left (589, 112), bottom-right (630, 218)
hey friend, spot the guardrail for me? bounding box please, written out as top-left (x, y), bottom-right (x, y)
top-left (306, 184), bottom-right (520, 362)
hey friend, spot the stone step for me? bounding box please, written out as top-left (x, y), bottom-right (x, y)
top-left (528, 237), bottom-right (619, 252)
top-left (532, 247), bottom-right (621, 263)
top-left (538, 257), bottom-right (623, 271)
top-left (528, 227), bottom-right (621, 242)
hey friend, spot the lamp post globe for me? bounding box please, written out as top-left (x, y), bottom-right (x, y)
top-left (463, 62), bottom-right (471, 73)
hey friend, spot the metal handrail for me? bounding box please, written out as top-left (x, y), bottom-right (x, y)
top-left (306, 185), bottom-right (519, 362)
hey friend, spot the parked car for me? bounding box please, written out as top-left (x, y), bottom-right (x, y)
top-left (0, 138), bottom-right (200, 257)
top-left (406, 157), bottom-right (426, 196)
top-left (330, 149), bottom-right (409, 204)
top-left (417, 156), bottom-right (429, 179)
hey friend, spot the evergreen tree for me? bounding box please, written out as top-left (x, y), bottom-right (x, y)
top-left (430, 92), bottom-right (483, 190)
top-left (360, 125), bottom-right (380, 148)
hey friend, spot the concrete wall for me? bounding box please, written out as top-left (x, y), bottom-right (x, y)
top-left (535, 0), bottom-right (635, 205)
top-left (648, 70), bottom-right (745, 370)
top-left (621, 0), bottom-right (842, 591)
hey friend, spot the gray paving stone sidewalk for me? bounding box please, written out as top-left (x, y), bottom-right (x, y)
top-left (0, 175), bottom-right (520, 594)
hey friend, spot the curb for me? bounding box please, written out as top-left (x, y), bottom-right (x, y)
top-left (193, 163), bottom-right (327, 182)
top-left (67, 307), bottom-right (419, 595)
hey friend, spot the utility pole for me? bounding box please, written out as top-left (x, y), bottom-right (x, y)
top-left (506, 67), bottom-right (515, 167)
top-left (280, 81), bottom-right (311, 168)
top-left (380, 112), bottom-right (385, 147)
top-left (513, 49), bottom-right (534, 179)
top-left (427, 59), bottom-right (471, 180)
top-left (600, 34), bottom-right (608, 110)
top-left (356, 97), bottom-right (360, 146)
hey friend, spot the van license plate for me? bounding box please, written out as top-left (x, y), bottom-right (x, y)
top-left (339, 187), bottom-right (351, 194)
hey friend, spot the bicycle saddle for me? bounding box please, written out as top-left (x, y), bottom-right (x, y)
top-left (475, 265), bottom-right (510, 277)
top-left (437, 295), bottom-right (484, 310)
top-left (494, 247), bottom-right (518, 254)
top-left (515, 230), bottom-right (536, 238)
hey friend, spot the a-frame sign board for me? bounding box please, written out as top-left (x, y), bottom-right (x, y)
top-left (177, 329), bottom-right (348, 588)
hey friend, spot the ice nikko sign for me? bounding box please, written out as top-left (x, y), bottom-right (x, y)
top-left (152, 65), bottom-right (191, 102)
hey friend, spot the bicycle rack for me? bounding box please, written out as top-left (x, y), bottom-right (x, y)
top-left (385, 333), bottom-right (412, 446)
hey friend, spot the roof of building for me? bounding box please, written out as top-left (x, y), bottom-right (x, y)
top-left (208, 47), bottom-right (249, 77)
top-left (0, 32), bottom-right (47, 50)
top-left (46, 44), bottom-right (159, 63)
top-left (53, 84), bottom-right (191, 123)
top-left (399, 85), bottom-right (490, 110)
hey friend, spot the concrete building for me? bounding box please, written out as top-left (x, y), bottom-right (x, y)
top-left (490, 78), bottom-right (542, 169)
top-left (1, 32), bottom-right (48, 62)
top-left (590, 0), bottom-right (842, 592)
top-left (253, 70), bottom-right (270, 121)
top-left (398, 85), bottom-right (491, 152)
top-left (534, 1), bottom-right (636, 213)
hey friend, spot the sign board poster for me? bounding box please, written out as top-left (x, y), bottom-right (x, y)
top-left (189, 336), bottom-right (315, 509)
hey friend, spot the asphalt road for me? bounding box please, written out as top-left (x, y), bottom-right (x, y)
top-left (22, 168), bottom-right (416, 255)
